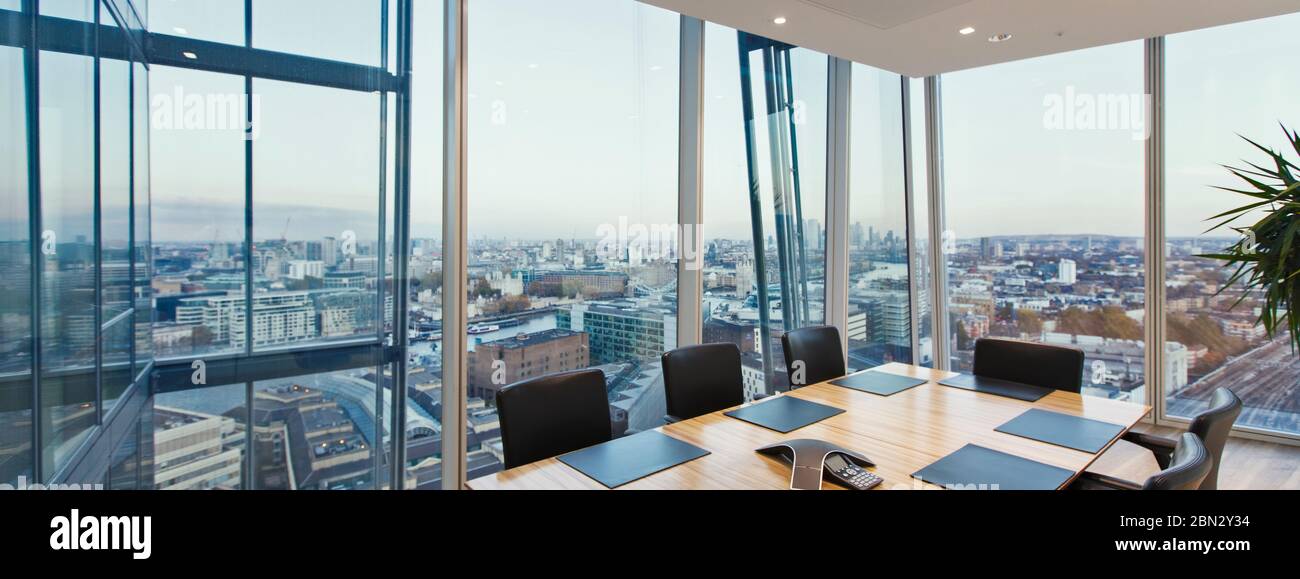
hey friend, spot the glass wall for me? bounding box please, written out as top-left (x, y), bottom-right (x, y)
top-left (149, 66), bottom-right (246, 359)
top-left (147, 0), bottom-right (242, 45)
top-left (909, 77), bottom-right (935, 368)
top-left (252, 79), bottom-right (382, 351)
top-left (133, 56), bottom-right (152, 381)
top-left (941, 41), bottom-right (1146, 402)
top-left (463, 0), bottom-right (679, 475)
top-left (38, 0), bottom-right (99, 475)
top-left (101, 23), bottom-right (134, 412)
top-left (144, 0), bottom-right (426, 489)
top-left (0, 0), bottom-right (153, 482)
top-left (402, 0), bottom-right (442, 488)
top-left (1165, 13), bottom-right (1300, 435)
top-left (0, 18), bottom-right (31, 486)
top-left (702, 22), bottom-right (828, 398)
top-left (846, 63), bottom-right (909, 371)
top-left (253, 0), bottom-right (380, 65)
top-left (150, 2), bottom-right (394, 361)
top-left (17, 0), bottom-right (1300, 489)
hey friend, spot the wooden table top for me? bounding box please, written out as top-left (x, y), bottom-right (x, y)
top-left (466, 363), bottom-right (1153, 490)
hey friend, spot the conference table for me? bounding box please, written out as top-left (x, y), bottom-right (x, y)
top-left (466, 363), bottom-right (1154, 490)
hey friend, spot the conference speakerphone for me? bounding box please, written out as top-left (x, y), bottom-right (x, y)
top-left (756, 439), bottom-right (883, 490)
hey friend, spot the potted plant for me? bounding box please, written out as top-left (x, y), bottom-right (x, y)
top-left (1200, 125), bottom-right (1300, 351)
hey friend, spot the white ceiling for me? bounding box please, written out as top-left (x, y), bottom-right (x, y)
top-left (641, 0), bottom-right (1300, 77)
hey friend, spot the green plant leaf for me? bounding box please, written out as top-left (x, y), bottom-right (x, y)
top-left (1205, 127), bottom-right (1300, 353)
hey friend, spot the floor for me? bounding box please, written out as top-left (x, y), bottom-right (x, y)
top-left (1089, 423), bottom-right (1300, 490)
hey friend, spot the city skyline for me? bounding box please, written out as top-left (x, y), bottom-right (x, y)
top-left (5, 0), bottom-right (1298, 495)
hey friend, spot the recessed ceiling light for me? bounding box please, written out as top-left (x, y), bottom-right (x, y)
top-left (959, 27), bottom-right (975, 35)
top-left (773, 17), bottom-right (787, 25)
top-left (173, 27), bottom-right (189, 35)
top-left (182, 51), bottom-right (198, 59)
top-left (988, 33), bottom-right (1012, 43)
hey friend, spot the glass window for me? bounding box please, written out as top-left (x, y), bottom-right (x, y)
top-left (108, 419), bottom-right (144, 490)
top-left (40, 0), bottom-right (92, 20)
top-left (1165, 13), bottom-right (1300, 435)
top-left (133, 60), bottom-right (153, 379)
top-left (702, 23), bottom-right (828, 398)
top-left (102, 318), bottom-right (133, 410)
top-left (252, 79), bottom-right (381, 351)
top-left (402, 0), bottom-right (443, 489)
top-left (0, 44), bottom-right (31, 485)
top-left (153, 383), bottom-right (245, 489)
top-left (909, 77), bottom-right (935, 368)
top-left (847, 64), bottom-right (909, 371)
top-left (942, 41), bottom-right (1146, 402)
top-left (253, 0), bottom-right (381, 66)
top-left (102, 54), bottom-right (133, 413)
top-left (38, 6), bottom-right (98, 473)
top-left (150, 66), bottom-right (247, 359)
top-left (102, 58), bottom-right (131, 322)
top-left (148, 0), bottom-right (245, 46)
top-left (464, 0), bottom-right (679, 476)
top-left (254, 369), bottom-right (380, 490)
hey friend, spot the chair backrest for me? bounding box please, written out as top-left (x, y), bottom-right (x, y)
top-left (495, 369), bottom-right (612, 470)
top-left (781, 325), bottom-right (846, 388)
top-left (662, 343), bottom-right (745, 421)
top-left (972, 337), bottom-right (1085, 392)
top-left (1142, 433), bottom-right (1213, 490)
top-left (1186, 387), bottom-right (1242, 490)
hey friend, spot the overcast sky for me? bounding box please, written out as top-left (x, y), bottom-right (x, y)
top-left (5, 1), bottom-right (1299, 245)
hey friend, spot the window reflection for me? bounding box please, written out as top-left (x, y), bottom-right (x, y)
top-left (847, 64), bottom-right (910, 371)
top-left (39, 19), bottom-right (99, 473)
top-left (703, 23), bottom-right (828, 398)
top-left (0, 43), bottom-right (30, 485)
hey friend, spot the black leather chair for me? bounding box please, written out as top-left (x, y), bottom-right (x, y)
top-left (781, 325), bottom-right (846, 388)
top-left (662, 343), bottom-right (746, 423)
top-left (972, 337), bottom-right (1085, 392)
top-left (1120, 387), bottom-right (1241, 490)
top-left (495, 369), bottom-right (612, 470)
top-left (1073, 433), bottom-right (1212, 490)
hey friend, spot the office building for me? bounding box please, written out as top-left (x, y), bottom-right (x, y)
top-left (1058, 258), bottom-right (1078, 285)
top-left (153, 407), bottom-right (243, 490)
top-left (527, 270), bottom-right (629, 298)
top-left (559, 301), bottom-right (677, 365)
top-left (176, 293), bottom-right (317, 349)
top-left (467, 329), bottom-right (590, 402)
top-left (286, 260), bottom-right (325, 281)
